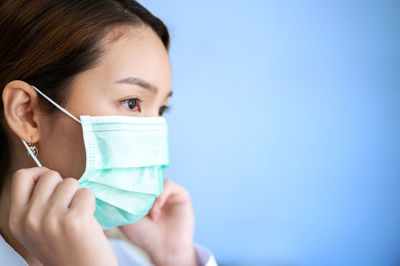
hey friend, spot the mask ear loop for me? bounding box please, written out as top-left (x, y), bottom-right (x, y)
top-left (21, 139), bottom-right (42, 167)
top-left (31, 85), bottom-right (81, 124)
top-left (20, 85), bottom-right (82, 167)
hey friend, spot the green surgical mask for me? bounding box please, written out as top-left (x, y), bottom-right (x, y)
top-left (21, 85), bottom-right (169, 229)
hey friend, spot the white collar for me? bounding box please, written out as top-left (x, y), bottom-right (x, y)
top-left (0, 234), bottom-right (28, 265)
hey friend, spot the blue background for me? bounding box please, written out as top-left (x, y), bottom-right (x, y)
top-left (141, 1), bottom-right (400, 265)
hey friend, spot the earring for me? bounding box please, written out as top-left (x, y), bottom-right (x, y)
top-left (27, 137), bottom-right (39, 157)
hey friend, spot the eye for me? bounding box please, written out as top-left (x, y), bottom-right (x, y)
top-left (120, 98), bottom-right (143, 112)
top-left (159, 105), bottom-right (170, 116)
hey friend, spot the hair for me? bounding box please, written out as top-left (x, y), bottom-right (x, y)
top-left (0, 0), bottom-right (170, 194)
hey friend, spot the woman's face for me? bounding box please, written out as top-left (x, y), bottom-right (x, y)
top-left (37, 25), bottom-right (172, 179)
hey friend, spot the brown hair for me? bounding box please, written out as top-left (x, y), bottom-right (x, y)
top-left (0, 0), bottom-right (170, 193)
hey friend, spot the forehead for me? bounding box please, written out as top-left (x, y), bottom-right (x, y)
top-left (98, 25), bottom-right (172, 92)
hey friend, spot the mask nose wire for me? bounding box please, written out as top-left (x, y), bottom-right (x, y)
top-left (31, 85), bottom-right (82, 124)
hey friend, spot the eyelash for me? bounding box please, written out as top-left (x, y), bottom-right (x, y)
top-left (120, 97), bottom-right (143, 113)
top-left (159, 105), bottom-right (169, 116)
top-left (120, 97), bottom-right (170, 116)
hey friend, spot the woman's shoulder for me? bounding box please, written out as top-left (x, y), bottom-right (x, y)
top-left (108, 237), bottom-right (153, 266)
top-left (109, 238), bottom-right (218, 266)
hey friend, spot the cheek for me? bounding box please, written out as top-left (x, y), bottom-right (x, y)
top-left (39, 116), bottom-right (86, 179)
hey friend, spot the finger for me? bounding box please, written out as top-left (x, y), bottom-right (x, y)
top-left (150, 185), bottom-right (169, 213)
top-left (47, 178), bottom-right (80, 213)
top-left (29, 170), bottom-right (63, 207)
top-left (119, 216), bottom-right (153, 245)
top-left (10, 167), bottom-right (50, 209)
top-left (69, 188), bottom-right (96, 215)
top-left (149, 179), bottom-right (182, 219)
top-left (156, 179), bottom-right (185, 207)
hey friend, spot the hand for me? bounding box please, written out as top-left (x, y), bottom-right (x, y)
top-left (119, 179), bottom-right (198, 266)
top-left (8, 167), bottom-right (118, 266)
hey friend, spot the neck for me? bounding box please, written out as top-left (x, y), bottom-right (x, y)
top-left (0, 175), bottom-right (42, 266)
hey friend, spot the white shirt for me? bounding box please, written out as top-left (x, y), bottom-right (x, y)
top-left (0, 234), bottom-right (218, 266)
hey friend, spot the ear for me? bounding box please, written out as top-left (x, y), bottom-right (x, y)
top-left (2, 80), bottom-right (41, 144)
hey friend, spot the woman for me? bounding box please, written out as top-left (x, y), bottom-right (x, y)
top-left (0, 1), bottom-right (217, 265)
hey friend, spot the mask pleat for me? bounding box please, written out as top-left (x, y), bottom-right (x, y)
top-left (85, 181), bottom-right (158, 214)
top-left (80, 166), bottom-right (164, 195)
top-left (93, 198), bottom-right (150, 229)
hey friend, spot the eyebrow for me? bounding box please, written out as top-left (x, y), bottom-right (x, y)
top-left (115, 77), bottom-right (173, 99)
